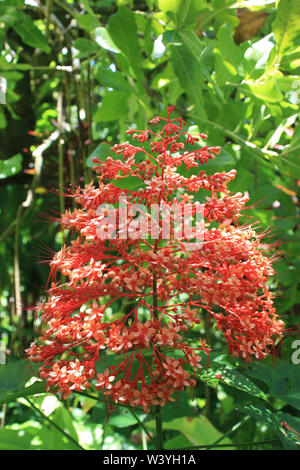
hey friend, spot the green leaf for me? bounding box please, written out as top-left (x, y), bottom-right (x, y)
top-left (273, 0), bottom-right (300, 57)
top-left (0, 415), bottom-right (79, 450)
top-left (87, 142), bottom-right (112, 168)
top-left (157, 0), bottom-right (205, 28)
top-left (93, 91), bottom-right (128, 122)
top-left (8, 10), bottom-right (50, 53)
top-left (73, 38), bottom-right (99, 59)
top-left (179, 30), bottom-right (225, 103)
top-left (111, 176), bottom-right (142, 190)
top-left (0, 424), bottom-right (38, 450)
top-left (212, 366), bottom-right (267, 400)
top-left (243, 78), bottom-right (283, 103)
top-left (171, 43), bottom-right (207, 122)
top-left (164, 433), bottom-right (192, 450)
top-left (80, 0), bottom-right (97, 16)
top-left (0, 380), bottom-right (46, 406)
top-left (161, 391), bottom-right (198, 422)
top-left (277, 412), bottom-right (300, 449)
top-left (244, 34), bottom-right (275, 74)
top-left (278, 154), bottom-right (300, 179)
top-left (198, 370), bottom-right (219, 389)
top-left (0, 360), bottom-right (45, 405)
top-left (94, 67), bottom-right (131, 92)
top-left (149, 414), bottom-right (232, 448)
top-left (0, 153), bottom-right (22, 179)
top-left (245, 360), bottom-right (300, 409)
top-left (109, 408), bottom-right (143, 428)
top-left (108, 7), bottom-right (143, 78)
top-left (76, 13), bottom-right (101, 32)
top-left (21, 395), bottom-right (82, 449)
top-left (237, 404), bottom-right (299, 450)
top-left (213, 25), bottom-right (243, 87)
top-left (93, 27), bottom-right (121, 53)
top-left (90, 401), bottom-right (108, 424)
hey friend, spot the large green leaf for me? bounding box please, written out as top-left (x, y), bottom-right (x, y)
top-left (93, 90), bottom-right (128, 122)
top-left (199, 365), bottom-right (267, 400)
top-left (0, 423), bottom-right (39, 450)
top-left (237, 404), bottom-right (299, 450)
top-left (278, 154), bottom-right (300, 179)
top-left (93, 27), bottom-right (121, 53)
top-left (148, 414), bottom-right (232, 449)
top-left (73, 38), bottom-right (99, 59)
top-left (244, 360), bottom-right (300, 409)
top-left (94, 68), bottom-right (131, 92)
top-left (108, 7), bottom-right (143, 78)
top-left (0, 153), bottom-right (22, 179)
top-left (213, 25), bottom-right (243, 87)
top-left (161, 391), bottom-right (198, 422)
top-left (0, 413), bottom-right (79, 450)
top-left (87, 142), bottom-right (112, 168)
top-left (243, 78), bottom-right (283, 103)
top-left (171, 43), bottom-right (207, 122)
top-left (76, 13), bottom-right (101, 32)
top-left (157, 0), bottom-right (205, 28)
top-left (110, 175), bottom-right (142, 191)
top-left (109, 408), bottom-right (144, 428)
top-left (2, 9), bottom-right (50, 53)
top-left (273, 0), bottom-right (300, 57)
top-left (0, 361), bottom-right (46, 405)
top-left (179, 30), bottom-right (225, 103)
top-left (18, 395), bottom-right (83, 449)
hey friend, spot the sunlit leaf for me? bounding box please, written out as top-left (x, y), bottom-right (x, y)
top-left (273, 0), bottom-right (300, 56)
top-left (93, 27), bottom-right (121, 53)
top-left (108, 6), bottom-right (143, 78)
top-left (93, 90), bottom-right (128, 122)
top-left (0, 153), bottom-right (22, 179)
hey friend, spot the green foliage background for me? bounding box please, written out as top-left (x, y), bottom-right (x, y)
top-left (0, 0), bottom-right (299, 451)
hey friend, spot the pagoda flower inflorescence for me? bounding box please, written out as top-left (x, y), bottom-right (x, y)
top-left (27, 106), bottom-right (284, 413)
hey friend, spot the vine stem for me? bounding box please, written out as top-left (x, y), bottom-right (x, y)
top-left (153, 239), bottom-right (164, 450)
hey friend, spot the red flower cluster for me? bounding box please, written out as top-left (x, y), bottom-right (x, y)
top-left (27, 106), bottom-right (284, 412)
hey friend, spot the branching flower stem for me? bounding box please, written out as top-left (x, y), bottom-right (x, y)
top-left (153, 238), bottom-right (164, 450)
